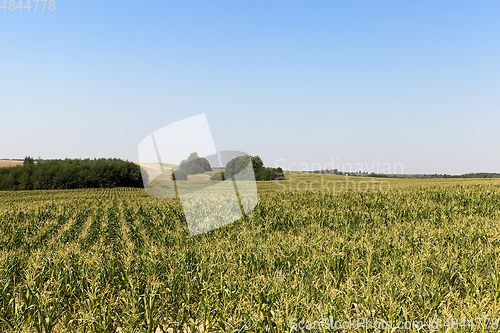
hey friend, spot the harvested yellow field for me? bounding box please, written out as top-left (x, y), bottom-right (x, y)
top-left (0, 160), bottom-right (23, 168)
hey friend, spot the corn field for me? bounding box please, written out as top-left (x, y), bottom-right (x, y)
top-left (1, 175), bottom-right (500, 332)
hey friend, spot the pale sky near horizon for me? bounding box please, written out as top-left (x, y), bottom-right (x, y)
top-left (1, 1), bottom-right (499, 174)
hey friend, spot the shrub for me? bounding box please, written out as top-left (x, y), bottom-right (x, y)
top-left (210, 171), bottom-right (225, 181)
top-left (224, 155), bottom-right (285, 181)
top-left (256, 167), bottom-right (285, 181)
top-left (225, 155), bottom-right (253, 179)
top-left (171, 169), bottom-right (188, 181)
top-left (179, 152), bottom-right (212, 175)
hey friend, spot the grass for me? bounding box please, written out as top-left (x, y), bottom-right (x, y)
top-left (0, 173), bottom-right (500, 331)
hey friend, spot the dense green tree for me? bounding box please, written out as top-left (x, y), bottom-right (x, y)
top-left (275, 167), bottom-right (285, 180)
top-left (251, 156), bottom-right (263, 174)
top-left (210, 171), bottom-right (225, 181)
top-left (259, 168), bottom-right (275, 181)
top-left (179, 152), bottom-right (212, 175)
top-left (186, 152), bottom-right (199, 162)
top-left (0, 173), bottom-right (14, 190)
top-left (18, 172), bottom-right (31, 190)
top-left (225, 155), bottom-right (253, 179)
top-left (224, 155), bottom-right (285, 181)
top-left (0, 158), bottom-right (143, 191)
top-left (23, 156), bottom-right (35, 165)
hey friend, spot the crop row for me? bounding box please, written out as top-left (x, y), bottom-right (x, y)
top-left (0, 181), bottom-right (499, 331)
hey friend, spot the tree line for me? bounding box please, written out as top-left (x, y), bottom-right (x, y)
top-left (171, 154), bottom-right (285, 181)
top-left (0, 157), bottom-right (143, 191)
top-left (309, 169), bottom-right (500, 179)
top-left (211, 155), bottom-right (285, 181)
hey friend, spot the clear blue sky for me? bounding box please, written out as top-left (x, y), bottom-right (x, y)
top-left (1, 1), bottom-right (499, 174)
